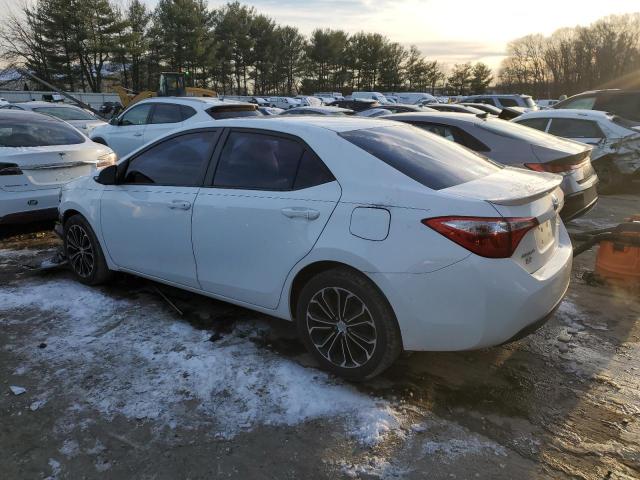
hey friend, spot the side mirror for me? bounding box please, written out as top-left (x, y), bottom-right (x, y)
top-left (109, 116), bottom-right (120, 126)
top-left (95, 165), bottom-right (117, 185)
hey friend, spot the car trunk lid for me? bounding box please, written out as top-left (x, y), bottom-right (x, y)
top-left (443, 167), bottom-right (564, 273)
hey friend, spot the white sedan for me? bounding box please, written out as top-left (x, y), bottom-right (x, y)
top-left (1, 101), bottom-right (106, 136)
top-left (59, 117), bottom-right (572, 380)
top-left (0, 110), bottom-right (116, 227)
top-left (513, 109), bottom-right (640, 191)
top-left (90, 97), bottom-right (261, 158)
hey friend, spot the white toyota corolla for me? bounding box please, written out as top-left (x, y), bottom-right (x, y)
top-left (59, 117), bottom-right (572, 380)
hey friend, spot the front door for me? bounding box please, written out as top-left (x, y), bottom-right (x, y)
top-left (100, 129), bottom-right (219, 287)
top-left (192, 129), bottom-right (341, 309)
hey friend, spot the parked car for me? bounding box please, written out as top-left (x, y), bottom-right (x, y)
top-left (386, 112), bottom-right (598, 221)
top-left (536, 99), bottom-right (559, 109)
top-left (258, 106), bottom-right (284, 115)
top-left (553, 89), bottom-right (640, 122)
top-left (463, 94), bottom-right (538, 111)
top-left (458, 102), bottom-right (503, 115)
top-left (267, 97), bottom-right (302, 110)
top-left (350, 91), bottom-right (392, 104)
top-left (513, 109), bottom-right (640, 192)
top-left (313, 92), bottom-right (345, 104)
top-left (0, 110), bottom-right (116, 227)
top-left (390, 92), bottom-right (437, 105)
top-left (328, 99), bottom-right (380, 112)
top-left (1, 101), bottom-right (107, 136)
top-left (59, 116), bottom-right (571, 380)
top-left (356, 104), bottom-right (435, 117)
top-left (89, 97), bottom-right (261, 158)
top-left (295, 96), bottom-right (323, 107)
top-left (421, 103), bottom-right (485, 114)
top-left (279, 106), bottom-right (354, 116)
top-left (0, 98), bottom-right (9, 107)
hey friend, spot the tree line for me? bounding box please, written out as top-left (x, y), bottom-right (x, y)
top-left (0, 0), bottom-right (493, 96)
top-left (498, 13), bottom-right (640, 98)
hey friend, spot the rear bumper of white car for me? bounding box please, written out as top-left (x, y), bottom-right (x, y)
top-left (0, 188), bottom-right (60, 225)
top-left (369, 224), bottom-right (573, 351)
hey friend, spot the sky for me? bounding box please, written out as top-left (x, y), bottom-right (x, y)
top-left (189, 0), bottom-right (640, 69)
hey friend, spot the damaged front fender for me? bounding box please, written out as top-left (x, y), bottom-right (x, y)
top-left (595, 133), bottom-right (640, 176)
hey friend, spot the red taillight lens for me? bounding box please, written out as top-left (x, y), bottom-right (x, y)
top-left (525, 161), bottom-right (583, 174)
top-left (422, 216), bottom-right (539, 258)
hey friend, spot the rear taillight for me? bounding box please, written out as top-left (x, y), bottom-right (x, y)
top-left (0, 162), bottom-right (23, 176)
top-left (525, 159), bottom-right (585, 174)
top-left (423, 216), bottom-right (539, 258)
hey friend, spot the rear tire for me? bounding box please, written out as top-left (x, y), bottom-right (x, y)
top-left (295, 267), bottom-right (402, 381)
top-left (64, 214), bottom-right (112, 285)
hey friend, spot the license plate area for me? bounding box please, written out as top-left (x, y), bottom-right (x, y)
top-left (535, 219), bottom-right (554, 252)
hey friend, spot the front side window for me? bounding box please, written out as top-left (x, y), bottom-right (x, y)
top-left (120, 104), bottom-right (152, 126)
top-left (0, 115), bottom-right (84, 146)
top-left (150, 104), bottom-right (183, 124)
top-left (548, 118), bottom-right (603, 138)
top-left (213, 132), bottom-right (304, 190)
top-left (339, 125), bottom-right (500, 191)
top-left (123, 131), bottom-right (217, 186)
top-left (33, 106), bottom-right (96, 121)
top-left (517, 117), bottom-right (550, 132)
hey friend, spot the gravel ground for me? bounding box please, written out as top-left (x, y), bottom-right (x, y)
top-left (1, 192), bottom-right (639, 480)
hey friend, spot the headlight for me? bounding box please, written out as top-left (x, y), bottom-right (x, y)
top-left (96, 152), bottom-right (117, 169)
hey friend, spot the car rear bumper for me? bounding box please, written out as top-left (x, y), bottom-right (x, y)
top-left (0, 188), bottom-right (60, 225)
top-left (561, 183), bottom-right (599, 221)
top-left (368, 223), bottom-right (573, 351)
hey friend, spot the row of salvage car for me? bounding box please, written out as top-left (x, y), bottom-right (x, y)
top-left (0, 92), bottom-right (638, 380)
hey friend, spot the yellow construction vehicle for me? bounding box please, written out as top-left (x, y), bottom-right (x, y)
top-left (113, 72), bottom-right (217, 108)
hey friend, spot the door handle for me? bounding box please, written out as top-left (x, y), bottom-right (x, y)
top-left (168, 200), bottom-right (191, 210)
top-left (281, 207), bottom-right (320, 220)
top-left (133, 133), bottom-right (143, 137)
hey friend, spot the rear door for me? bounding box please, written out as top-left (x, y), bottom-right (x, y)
top-left (100, 129), bottom-right (219, 287)
top-left (192, 129), bottom-right (341, 309)
top-left (142, 103), bottom-right (186, 144)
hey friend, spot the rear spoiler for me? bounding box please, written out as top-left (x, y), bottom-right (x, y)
top-left (488, 177), bottom-right (563, 206)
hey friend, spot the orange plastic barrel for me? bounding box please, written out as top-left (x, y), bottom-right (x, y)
top-left (595, 215), bottom-right (640, 286)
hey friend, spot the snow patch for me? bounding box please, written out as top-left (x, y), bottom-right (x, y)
top-left (0, 280), bottom-right (401, 445)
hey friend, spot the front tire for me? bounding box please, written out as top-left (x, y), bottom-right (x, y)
top-left (64, 215), bottom-right (112, 285)
top-left (295, 267), bottom-right (402, 381)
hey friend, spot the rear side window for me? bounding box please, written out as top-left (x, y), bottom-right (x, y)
top-left (517, 117), bottom-right (550, 131)
top-left (548, 118), bottom-right (603, 138)
top-left (0, 116), bottom-right (84, 146)
top-left (33, 106), bottom-right (96, 121)
top-left (213, 132), bottom-right (333, 191)
top-left (123, 131), bottom-right (217, 186)
top-left (411, 122), bottom-right (490, 153)
top-left (150, 104), bottom-right (183, 124)
top-left (339, 125), bottom-right (501, 191)
top-left (207, 106), bottom-right (262, 120)
top-left (181, 105), bottom-right (197, 120)
top-left (598, 94), bottom-right (640, 121)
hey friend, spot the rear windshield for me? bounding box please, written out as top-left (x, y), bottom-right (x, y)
top-left (33, 106), bottom-right (96, 121)
top-left (0, 116), bottom-right (85, 147)
top-left (478, 118), bottom-right (560, 145)
top-left (207, 106), bottom-right (262, 120)
top-left (339, 125), bottom-right (501, 190)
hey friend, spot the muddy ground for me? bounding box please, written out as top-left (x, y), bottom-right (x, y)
top-left (1, 191), bottom-right (639, 480)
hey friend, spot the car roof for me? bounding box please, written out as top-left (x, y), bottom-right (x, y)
top-left (186, 116), bottom-right (396, 134)
top-left (0, 109), bottom-right (69, 122)
top-left (12, 101), bottom-right (85, 109)
top-left (136, 96), bottom-right (249, 107)
top-left (517, 109), bottom-right (614, 121)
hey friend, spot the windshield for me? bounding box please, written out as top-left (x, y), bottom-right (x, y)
top-left (0, 116), bottom-right (85, 146)
top-left (339, 125), bottom-right (501, 190)
top-left (34, 106), bottom-right (97, 121)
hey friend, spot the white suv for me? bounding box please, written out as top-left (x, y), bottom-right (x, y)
top-left (90, 97), bottom-right (260, 158)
